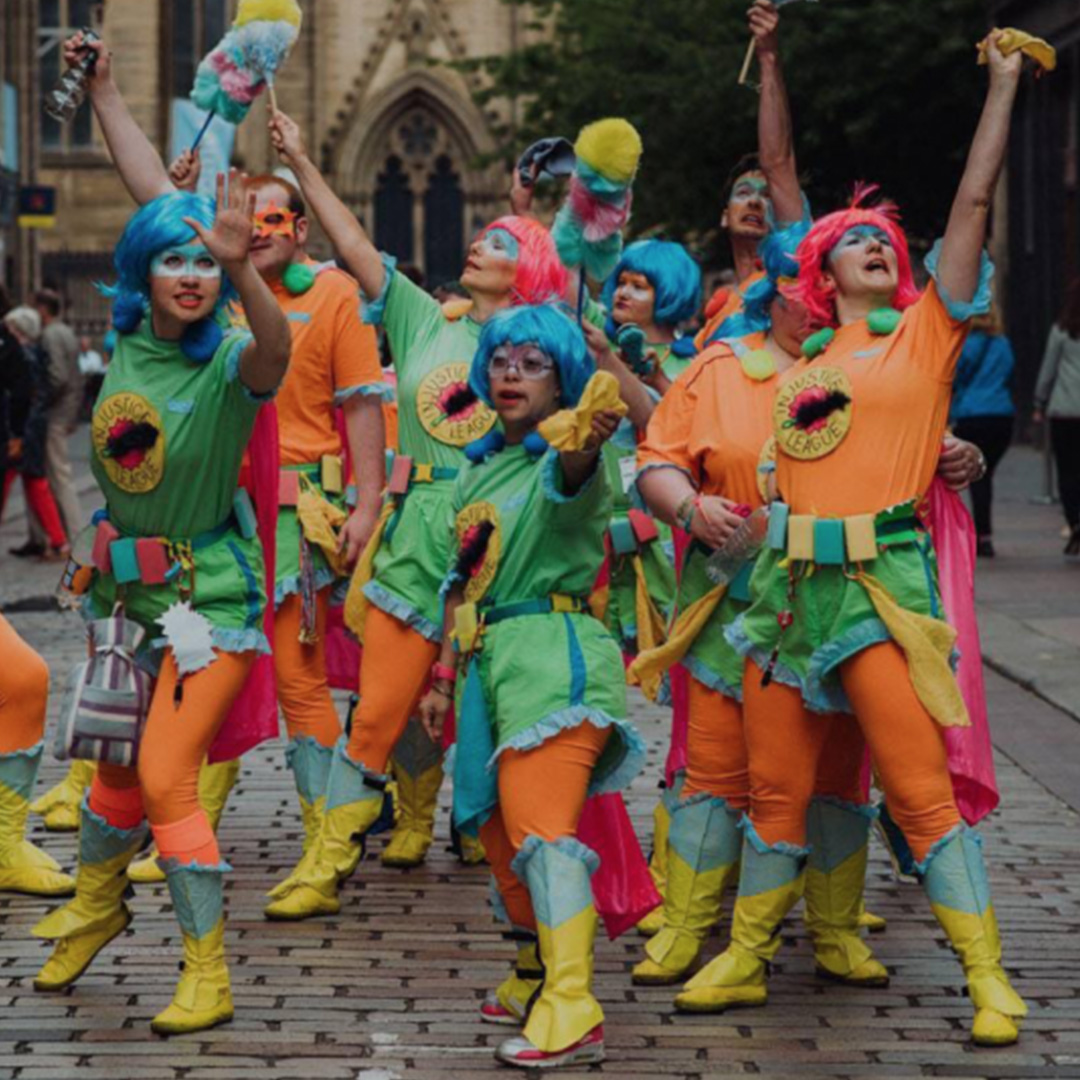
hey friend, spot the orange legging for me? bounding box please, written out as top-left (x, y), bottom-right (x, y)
top-left (92, 650), bottom-right (254, 862)
top-left (274, 592), bottom-right (341, 748)
top-left (682, 677), bottom-right (866, 811)
top-left (346, 605), bottom-right (439, 773)
top-left (0, 614), bottom-right (49, 754)
top-left (480, 723), bottom-right (611, 931)
top-left (743, 642), bottom-right (960, 861)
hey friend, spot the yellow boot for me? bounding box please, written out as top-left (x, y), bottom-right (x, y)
top-left (675, 824), bottom-right (807, 1014)
top-left (264, 739), bottom-right (386, 920)
top-left (284, 738), bottom-right (335, 856)
top-left (151, 862), bottom-right (233, 1035)
top-left (34, 801), bottom-right (147, 990)
top-left (858, 903), bottom-right (887, 933)
top-left (458, 830), bottom-right (487, 866)
top-left (30, 760), bottom-right (95, 833)
top-left (804, 798), bottom-right (889, 987)
top-left (480, 931), bottom-right (544, 1025)
top-left (633, 794), bottom-right (741, 985)
top-left (637, 776), bottom-right (682, 937)
top-left (129, 759), bottom-right (240, 885)
top-left (382, 717), bottom-right (444, 868)
top-left (0, 743), bottom-right (75, 896)
top-left (921, 826), bottom-right (1027, 1047)
top-left (495, 838), bottom-right (606, 1069)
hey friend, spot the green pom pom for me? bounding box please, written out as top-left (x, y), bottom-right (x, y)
top-left (739, 348), bottom-right (777, 382)
top-left (867, 307), bottom-right (902, 335)
top-left (282, 261), bottom-right (318, 296)
top-left (801, 327), bottom-right (835, 359)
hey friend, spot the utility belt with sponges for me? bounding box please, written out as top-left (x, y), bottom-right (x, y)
top-left (766, 500), bottom-right (923, 565)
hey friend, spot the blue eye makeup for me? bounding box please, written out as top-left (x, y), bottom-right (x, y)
top-left (150, 243), bottom-right (222, 280)
top-left (478, 228), bottom-right (521, 262)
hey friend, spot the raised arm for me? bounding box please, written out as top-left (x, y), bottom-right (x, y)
top-left (185, 172), bottom-right (291, 395)
top-left (752, 0), bottom-right (803, 227)
top-left (269, 110), bottom-right (387, 300)
top-left (65, 33), bottom-right (176, 204)
top-left (582, 321), bottom-right (655, 431)
top-left (935, 33), bottom-right (1022, 305)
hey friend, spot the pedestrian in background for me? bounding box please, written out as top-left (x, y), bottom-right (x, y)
top-left (77, 334), bottom-right (106, 421)
top-left (10, 290), bottom-right (82, 557)
top-left (1035, 278), bottom-right (1080, 556)
top-left (0, 304), bottom-right (69, 558)
top-left (950, 305), bottom-right (1015, 557)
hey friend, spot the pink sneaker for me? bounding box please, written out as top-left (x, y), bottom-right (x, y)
top-left (480, 992), bottom-right (522, 1026)
top-left (495, 1024), bottom-right (605, 1069)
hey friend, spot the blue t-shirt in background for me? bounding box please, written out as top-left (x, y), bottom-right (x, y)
top-left (950, 331), bottom-right (1016, 421)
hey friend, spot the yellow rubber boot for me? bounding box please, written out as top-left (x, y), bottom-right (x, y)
top-left (675, 824), bottom-right (807, 1014)
top-left (382, 717), bottom-right (444, 868)
top-left (151, 861), bottom-right (233, 1035)
top-left (633, 794), bottom-right (741, 985)
top-left (129, 759), bottom-right (240, 885)
top-left (265, 739), bottom-right (386, 920)
top-left (858, 903), bottom-right (887, 933)
top-left (637, 777), bottom-right (682, 937)
top-left (458, 830), bottom-right (487, 865)
top-left (0, 743), bottom-right (75, 897)
top-left (496, 838), bottom-right (605, 1067)
top-left (34, 801), bottom-right (147, 991)
top-left (30, 760), bottom-right (95, 833)
top-left (921, 827), bottom-right (1027, 1047)
top-left (481, 932), bottom-right (544, 1025)
top-left (804, 798), bottom-right (889, 987)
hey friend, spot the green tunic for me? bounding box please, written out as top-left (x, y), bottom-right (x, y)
top-left (363, 263), bottom-right (496, 640)
top-left (86, 320), bottom-right (269, 664)
top-left (452, 445), bottom-right (643, 792)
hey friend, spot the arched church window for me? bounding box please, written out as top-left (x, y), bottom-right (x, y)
top-left (424, 155), bottom-right (464, 288)
top-left (374, 155), bottom-right (414, 264)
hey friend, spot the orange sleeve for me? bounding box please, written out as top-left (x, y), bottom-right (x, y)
top-left (637, 358), bottom-right (706, 485)
top-left (901, 282), bottom-right (970, 384)
top-left (326, 272), bottom-right (384, 398)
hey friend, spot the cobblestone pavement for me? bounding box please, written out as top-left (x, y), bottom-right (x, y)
top-left (3, 442), bottom-right (1080, 1079)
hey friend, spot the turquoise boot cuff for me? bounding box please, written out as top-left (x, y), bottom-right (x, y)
top-left (807, 797), bottom-right (876, 874)
top-left (512, 836), bottom-right (598, 931)
top-left (285, 737), bottom-right (335, 804)
top-left (0, 740), bottom-right (45, 801)
top-left (737, 817), bottom-right (809, 899)
top-left (325, 737), bottom-right (388, 812)
top-left (161, 860), bottom-right (229, 941)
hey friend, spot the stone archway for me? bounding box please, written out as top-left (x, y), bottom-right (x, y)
top-left (331, 71), bottom-right (504, 285)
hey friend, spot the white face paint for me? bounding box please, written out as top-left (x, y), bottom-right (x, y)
top-left (150, 243), bottom-right (222, 280)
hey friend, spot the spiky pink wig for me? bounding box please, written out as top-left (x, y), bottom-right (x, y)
top-left (477, 215), bottom-right (569, 307)
top-left (785, 185), bottom-right (921, 330)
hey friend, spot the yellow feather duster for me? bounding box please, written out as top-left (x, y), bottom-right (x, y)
top-left (574, 118), bottom-right (643, 185)
top-left (235, 0), bottom-right (303, 29)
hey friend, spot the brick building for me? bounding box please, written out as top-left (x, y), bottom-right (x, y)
top-left (0, 0), bottom-right (529, 334)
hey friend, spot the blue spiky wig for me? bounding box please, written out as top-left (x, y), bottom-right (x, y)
top-left (602, 239), bottom-right (702, 339)
top-left (103, 192), bottom-right (238, 363)
top-left (470, 304), bottom-right (594, 409)
top-left (720, 219), bottom-right (812, 339)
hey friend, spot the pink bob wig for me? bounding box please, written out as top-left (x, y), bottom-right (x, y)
top-left (785, 185), bottom-right (921, 330)
top-left (476, 215), bottom-right (569, 307)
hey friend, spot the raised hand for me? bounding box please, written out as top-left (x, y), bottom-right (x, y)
top-left (748, 0), bottom-right (781, 56)
top-left (168, 149), bottom-right (202, 193)
top-left (268, 108), bottom-right (308, 165)
top-left (63, 30), bottom-right (112, 88)
top-left (183, 170), bottom-right (255, 272)
top-left (583, 408), bottom-right (623, 452)
top-left (982, 30), bottom-right (1024, 84)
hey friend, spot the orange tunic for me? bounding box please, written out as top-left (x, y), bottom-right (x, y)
top-left (268, 261), bottom-right (383, 466)
top-left (775, 284), bottom-right (965, 518)
top-left (639, 331), bottom-right (776, 509)
top-left (693, 270), bottom-right (767, 353)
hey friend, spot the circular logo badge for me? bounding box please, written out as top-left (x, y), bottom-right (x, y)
top-left (454, 501), bottom-right (501, 604)
top-left (756, 436), bottom-right (777, 502)
top-left (773, 367), bottom-right (853, 461)
top-left (417, 364), bottom-right (496, 448)
top-left (92, 393), bottom-right (166, 494)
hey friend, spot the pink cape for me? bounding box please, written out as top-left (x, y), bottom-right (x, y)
top-left (922, 478), bottom-right (999, 825)
top-left (208, 403), bottom-right (282, 763)
top-left (664, 527), bottom-right (693, 786)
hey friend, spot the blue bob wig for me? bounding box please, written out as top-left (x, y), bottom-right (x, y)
top-left (601, 239), bottom-right (702, 338)
top-left (470, 304), bottom-right (594, 410)
top-left (103, 192), bottom-right (238, 363)
top-left (719, 220), bottom-right (811, 340)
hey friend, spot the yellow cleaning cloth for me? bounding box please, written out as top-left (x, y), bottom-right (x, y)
top-left (235, 0), bottom-right (303, 28)
top-left (538, 371), bottom-right (628, 452)
top-left (628, 584), bottom-right (726, 702)
top-left (343, 498), bottom-right (396, 641)
top-left (978, 29), bottom-right (1056, 73)
top-left (855, 571), bottom-right (970, 729)
top-left (297, 476), bottom-right (349, 577)
top-left (632, 554), bottom-right (668, 657)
